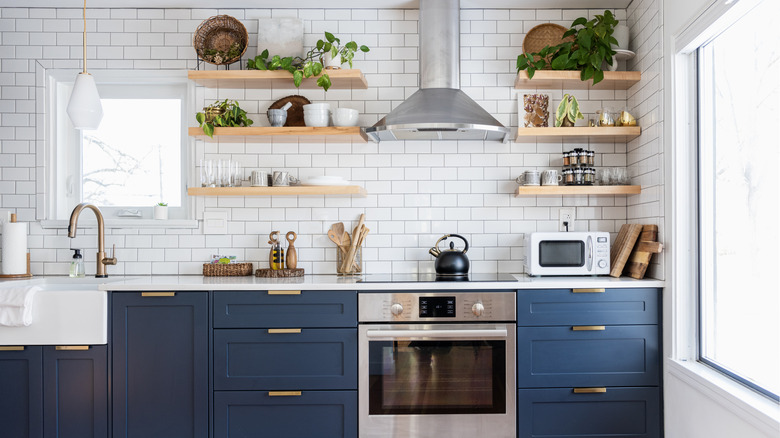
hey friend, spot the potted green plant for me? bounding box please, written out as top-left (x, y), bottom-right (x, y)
top-left (555, 94), bottom-right (584, 127)
top-left (516, 10), bottom-right (619, 85)
top-left (247, 32), bottom-right (369, 91)
top-left (195, 99), bottom-right (253, 138)
top-left (154, 202), bottom-right (168, 220)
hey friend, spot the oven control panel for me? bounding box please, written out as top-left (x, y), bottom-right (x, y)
top-left (358, 292), bottom-right (516, 322)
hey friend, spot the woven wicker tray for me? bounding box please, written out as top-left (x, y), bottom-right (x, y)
top-left (203, 263), bottom-right (253, 276)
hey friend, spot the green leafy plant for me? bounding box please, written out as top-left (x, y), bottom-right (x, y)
top-left (195, 99), bottom-right (253, 138)
top-left (247, 32), bottom-right (369, 91)
top-left (555, 94), bottom-right (584, 127)
top-left (156, 202), bottom-right (167, 207)
top-left (516, 10), bottom-right (619, 85)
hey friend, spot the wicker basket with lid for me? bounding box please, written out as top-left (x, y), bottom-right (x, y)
top-left (193, 15), bottom-right (248, 66)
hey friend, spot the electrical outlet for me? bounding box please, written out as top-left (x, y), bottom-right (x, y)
top-left (559, 207), bottom-right (575, 231)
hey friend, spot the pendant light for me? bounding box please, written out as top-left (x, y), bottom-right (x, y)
top-left (66, 0), bottom-right (102, 130)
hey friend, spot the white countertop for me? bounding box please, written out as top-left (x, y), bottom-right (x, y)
top-left (64, 274), bottom-right (663, 291)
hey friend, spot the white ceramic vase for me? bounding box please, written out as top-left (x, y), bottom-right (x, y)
top-left (153, 205), bottom-right (168, 220)
top-left (322, 52), bottom-right (343, 69)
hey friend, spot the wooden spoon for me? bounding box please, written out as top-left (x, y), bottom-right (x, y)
top-left (341, 214), bottom-right (365, 272)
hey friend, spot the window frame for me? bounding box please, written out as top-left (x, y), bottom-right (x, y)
top-left (45, 69), bottom-right (195, 221)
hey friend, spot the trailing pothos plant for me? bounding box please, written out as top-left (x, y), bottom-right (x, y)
top-left (516, 10), bottom-right (619, 85)
top-left (195, 99), bottom-right (253, 138)
top-left (246, 32), bottom-right (369, 91)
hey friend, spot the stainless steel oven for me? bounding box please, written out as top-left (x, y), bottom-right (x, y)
top-left (359, 291), bottom-right (516, 438)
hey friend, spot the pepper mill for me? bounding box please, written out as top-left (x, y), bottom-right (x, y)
top-left (268, 231), bottom-right (284, 270)
top-left (286, 231), bottom-right (298, 269)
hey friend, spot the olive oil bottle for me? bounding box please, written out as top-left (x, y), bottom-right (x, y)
top-left (268, 231), bottom-right (284, 270)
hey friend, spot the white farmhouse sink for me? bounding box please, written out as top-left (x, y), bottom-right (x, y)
top-left (0, 277), bottom-right (111, 345)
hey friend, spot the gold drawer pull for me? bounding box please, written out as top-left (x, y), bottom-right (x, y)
top-left (572, 325), bottom-right (606, 331)
top-left (268, 290), bottom-right (301, 295)
top-left (268, 391), bottom-right (302, 397)
top-left (572, 288), bottom-right (605, 293)
top-left (141, 292), bottom-right (176, 297)
top-left (56, 346), bottom-right (90, 351)
top-left (574, 387), bottom-right (607, 394)
top-left (0, 346), bottom-right (25, 351)
top-left (268, 328), bottom-right (302, 334)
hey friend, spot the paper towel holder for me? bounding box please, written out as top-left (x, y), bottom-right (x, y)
top-left (0, 213), bottom-right (33, 279)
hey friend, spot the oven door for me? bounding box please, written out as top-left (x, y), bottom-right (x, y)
top-left (359, 323), bottom-right (516, 438)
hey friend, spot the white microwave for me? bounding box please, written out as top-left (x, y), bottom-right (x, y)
top-left (525, 232), bottom-right (610, 276)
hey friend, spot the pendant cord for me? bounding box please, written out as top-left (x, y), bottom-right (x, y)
top-left (82, 0), bottom-right (87, 74)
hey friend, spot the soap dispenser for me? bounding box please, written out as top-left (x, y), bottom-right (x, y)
top-left (70, 249), bottom-right (85, 278)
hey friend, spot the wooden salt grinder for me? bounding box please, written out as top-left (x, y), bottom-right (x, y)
top-left (286, 231), bottom-right (298, 269)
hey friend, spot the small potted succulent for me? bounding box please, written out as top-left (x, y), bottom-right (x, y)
top-left (154, 202), bottom-right (168, 220)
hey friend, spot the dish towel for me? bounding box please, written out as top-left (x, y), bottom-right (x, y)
top-left (0, 285), bottom-right (40, 327)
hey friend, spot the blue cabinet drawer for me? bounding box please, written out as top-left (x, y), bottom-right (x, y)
top-left (214, 390), bottom-right (357, 438)
top-left (517, 325), bottom-right (659, 387)
top-left (213, 290), bottom-right (357, 328)
top-left (517, 387), bottom-right (660, 438)
top-left (0, 346), bottom-right (43, 438)
top-left (214, 328), bottom-right (357, 390)
top-left (517, 288), bottom-right (659, 326)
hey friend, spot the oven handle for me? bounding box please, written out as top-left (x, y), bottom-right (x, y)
top-left (365, 328), bottom-right (508, 339)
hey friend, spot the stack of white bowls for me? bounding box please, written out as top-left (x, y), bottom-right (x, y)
top-left (303, 103), bottom-right (331, 127)
top-left (332, 108), bottom-right (359, 127)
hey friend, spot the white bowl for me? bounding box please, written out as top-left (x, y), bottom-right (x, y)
top-left (332, 108), bottom-right (359, 127)
top-left (303, 103), bottom-right (331, 111)
top-left (304, 112), bottom-right (330, 127)
top-left (303, 109), bottom-right (331, 115)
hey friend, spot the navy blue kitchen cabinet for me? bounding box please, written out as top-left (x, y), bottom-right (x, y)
top-left (43, 345), bottom-right (108, 438)
top-left (517, 288), bottom-right (663, 438)
top-left (0, 346), bottom-right (43, 438)
top-left (112, 291), bottom-right (209, 438)
top-left (213, 290), bottom-right (357, 328)
top-left (213, 390), bottom-right (358, 438)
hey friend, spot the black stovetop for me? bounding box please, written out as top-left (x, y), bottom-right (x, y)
top-left (357, 273), bottom-right (519, 283)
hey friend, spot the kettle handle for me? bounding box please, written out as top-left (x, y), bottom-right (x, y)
top-left (433, 234), bottom-right (469, 254)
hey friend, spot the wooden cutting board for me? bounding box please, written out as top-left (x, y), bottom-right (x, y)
top-left (609, 223), bottom-right (643, 277)
top-left (626, 225), bottom-right (663, 279)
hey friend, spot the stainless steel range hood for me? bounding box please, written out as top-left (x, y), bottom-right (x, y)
top-left (364, 0), bottom-right (510, 143)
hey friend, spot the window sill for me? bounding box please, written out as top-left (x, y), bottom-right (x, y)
top-left (665, 358), bottom-right (780, 433)
top-left (40, 219), bottom-right (199, 230)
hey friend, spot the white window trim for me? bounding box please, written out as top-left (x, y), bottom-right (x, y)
top-left (667, 0), bottom-right (780, 429)
top-left (44, 69), bottom-right (197, 226)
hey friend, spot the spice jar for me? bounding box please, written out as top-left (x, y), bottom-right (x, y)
top-left (563, 168), bottom-right (575, 185)
top-left (584, 168), bottom-right (595, 185)
top-left (563, 151), bottom-right (571, 166)
top-left (573, 167), bottom-right (584, 185)
top-left (587, 150), bottom-right (595, 165)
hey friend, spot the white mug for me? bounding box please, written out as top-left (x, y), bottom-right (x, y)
top-left (515, 170), bottom-right (541, 186)
top-left (541, 170), bottom-right (563, 186)
top-left (250, 170), bottom-right (268, 187)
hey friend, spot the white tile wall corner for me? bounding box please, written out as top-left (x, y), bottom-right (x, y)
top-left (0, 5), bottom-right (664, 277)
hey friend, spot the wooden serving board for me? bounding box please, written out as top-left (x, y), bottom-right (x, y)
top-left (609, 223), bottom-right (643, 277)
top-left (256, 268), bottom-right (304, 278)
top-left (626, 225), bottom-right (663, 279)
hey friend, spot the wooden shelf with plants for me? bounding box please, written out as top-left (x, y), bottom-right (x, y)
top-left (514, 70), bottom-right (641, 90)
top-left (187, 69), bottom-right (368, 89)
top-left (515, 185), bottom-right (641, 196)
top-left (188, 126), bottom-right (368, 143)
top-left (188, 186), bottom-right (367, 197)
top-left (515, 126), bottom-right (641, 142)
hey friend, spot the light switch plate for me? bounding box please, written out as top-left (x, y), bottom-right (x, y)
top-left (203, 210), bottom-right (229, 234)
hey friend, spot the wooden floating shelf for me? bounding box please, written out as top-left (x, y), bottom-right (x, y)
top-left (514, 70), bottom-right (641, 90)
top-left (515, 185), bottom-right (641, 196)
top-left (515, 126), bottom-right (641, 142)
top-left (188, 126), bottom-right (368, 143)
top-left (188, 186), bottom-right (367, 197)
top-left (188, 69), bottom-right (368, 89)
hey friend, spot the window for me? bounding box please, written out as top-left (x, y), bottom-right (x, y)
top-left (47, 70), bottom-right (191, 220)
top-left (697, 0), bottom-right (779, 400)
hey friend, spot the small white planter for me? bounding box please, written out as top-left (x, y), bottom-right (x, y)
top-left (322, 52), bottom-right (343, 69)
top-left (153, 205), bottom-right (168, 220)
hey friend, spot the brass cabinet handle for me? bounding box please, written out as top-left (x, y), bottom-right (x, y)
top-left (573, 387), bottom-right (607, 394)
top-left (572, 288), bottom-right (605, 293)
top-left (141, 292), bottom-right (176, 297)
top-left (268, 391), bottom-right (302, 397)
top-left (55, 346), bottom-right (90, 351)
top-left (268, 290), bottom-right (301, 295)
top-left (572, 325), bottom-right (606, 331)
top-left (268, 328), bottom-right (302, 334)
top-left (0, 346), bottom-right (25, 351)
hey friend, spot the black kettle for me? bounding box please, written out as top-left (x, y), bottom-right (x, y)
top-left (428, 234), bottom-right (470, 275)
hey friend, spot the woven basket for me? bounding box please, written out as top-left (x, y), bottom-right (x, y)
top-left (523, 23), bottom-right (573, 54)
top-left (193, 15), bottom-right (248, 66)
top-left (203, 263), bottom-right (253, 276)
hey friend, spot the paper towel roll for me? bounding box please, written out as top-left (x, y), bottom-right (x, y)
top-left (2, 222), bottom-right (28, 275)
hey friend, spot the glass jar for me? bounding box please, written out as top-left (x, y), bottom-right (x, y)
top-left (587, 150), bottom-right (595, 165)
top-left (573, 167), bottom-right (584, 185)
top-left (562, 151), bottom-right (570, 166)
top-left (563, 168), bottom-right (575, 185)
top-left (337, 246), bottom-right (362, 275)
top-left (584, 167), bottom-right (595, 185)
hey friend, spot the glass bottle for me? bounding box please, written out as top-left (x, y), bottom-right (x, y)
top-left (69, 249), bottom-right (85, 278)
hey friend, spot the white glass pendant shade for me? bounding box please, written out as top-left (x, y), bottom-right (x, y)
top-left (67, 72), bottom-right (103, 130)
